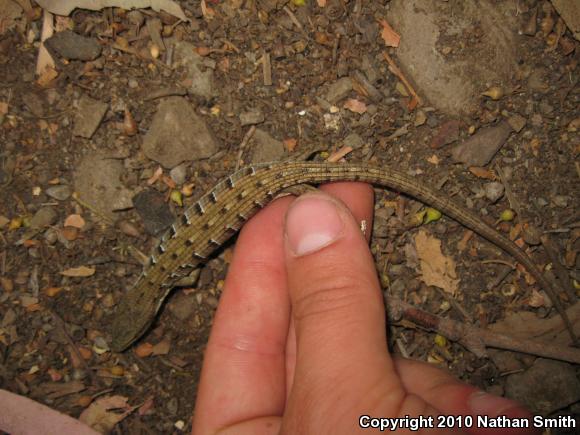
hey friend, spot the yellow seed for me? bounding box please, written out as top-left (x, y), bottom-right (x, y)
top-left (170, 190), bottom-right (183, 207)
top-left (181, 183), bottom-right (195, 197)
top-left (434, 334), bottom-right (447, 347)
top-left (8, 216), bottom-right (23, 230)
top-left (110, 365), bottom-right (125, 376)
top-left (150, 43), bottom-right (160, 59)
top-left (481, 86), bottom-right (504, 100)
top-left (409, 210), bottom-right (426, 227)
top-left (424, 207), bottom-right (442, 224)
top-left (499, 209), bottom-right (516, 222)
top-left (291, 0), bottom-right (306, 6)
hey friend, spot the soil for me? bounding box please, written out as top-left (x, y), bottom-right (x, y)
top-left (0, 0), bottom-right (578, 433)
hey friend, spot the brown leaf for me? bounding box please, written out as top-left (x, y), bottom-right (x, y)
top-left (79, 395), bottom-right (135, 433)
top-left (151, 338), bottom-right (171, 355)
top-left (414, 230), bottom-right (459, 295)
top-left (468, 166), bottom-right (497, 180)
top-left (378, 19), bottom-right (400, 47)
top-left (64, 214), bottom-right (86, 229)
top-left (343, 98), bottom-right (367, 114)
top-left (134, 342), bottom-right (154, 358)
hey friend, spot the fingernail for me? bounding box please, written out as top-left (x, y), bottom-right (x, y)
top-left (285, 194), bottom-right (344, 256)
top-left (469, 391), bottom-right (528, 417)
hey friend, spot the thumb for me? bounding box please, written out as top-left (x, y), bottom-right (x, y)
top-left (283, 192), bottom-right (403, 423)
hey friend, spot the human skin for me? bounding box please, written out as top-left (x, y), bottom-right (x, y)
top-left (192, 182), bottom-right (538, 435)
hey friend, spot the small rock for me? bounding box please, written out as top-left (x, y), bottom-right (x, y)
top-left (44, 30), bottom-right (102, 61)
top-left (522, 225), bottom-right (542, 246)
top-left (507, 114), bottom-right (526, 132)
top-left (342, 133), bottom-right (364, 149)
top-left (414, 110), bottom-right (427, 126)
top-left (73, 95), bottom-right (108, 139)
top-left (552, 195), bottom-right (569, 208)
top-left (325, 77), bottom-right (352, 104)
top-left (173, 42), bottom-right (216, 99)
top-left (505, 359), bottom-right (580, 414)
top-left (249, 129), bottom-right (285, 163)
top-left (22, 92), bottom-right (46, 117)
top-left (43, 228), bottom-right (58, 245)
top-left (45, 185), bottom-right (72, 201)
top-left (451, 121), bottom-right (512, 166)
top-left (74, 151), bottom-right (134, 221)
top-left (239, 110), bottom-right (265, 126)
top-left (142, 97), bottom-right (220, 168)
top-left (133, 190), bottom-right (175, 235)
top-left (484, 182), bottom-right (505, 203)
top-left (169, 163), bottom-right (188, 185)
top-left (30, 207), bottom-right (57, 229)
top-left (167, 292), bottom-right (196, 321)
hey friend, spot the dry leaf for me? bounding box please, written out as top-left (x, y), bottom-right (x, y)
top-left (36, 0), bottom-right (187, 21)
top-left (426, 154), bottom-right (440, 165)
top-left (414, 230), bottom-right (459, 295)
top-left (134, 342), bottom-right (154, 358)
top-left (147, 166), bottom-right (163, 185)
top-left (317, 0), bottom-right (327, 6)
top-left (283, 138), bottom-right (298, 152)
top-left (343, 98), bottom-right (367, 114)
top-left (64, 214), bottom-right (85, 229)
top-left (468, 166), bottom-right (496, 180)
top-left (36, 9), bottom-right (56, 77)
top-left (60, 266), bottom-right (95, 277)
top-left (527, 289), bottom-right (546, 308)
top-left (79, 395), bottom-right (135, 432)
top-left (489, 303), bottom-right (580, 345)
top-left (378, 18), bottom-right (400, 47)
top-left (200, 0), bottom-right (215, 19)
top-left (151, 338), bottom-right (171, 355)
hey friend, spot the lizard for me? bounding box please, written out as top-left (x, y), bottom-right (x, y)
top-left (109, 161), bottom-right (576, 351)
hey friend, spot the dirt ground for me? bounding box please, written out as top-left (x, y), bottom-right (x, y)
top-left (0, 0), bottom-right (579, 433)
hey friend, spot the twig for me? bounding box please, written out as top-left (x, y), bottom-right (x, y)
top-left (50, 310), bottom-right (97, 384)
top-left (540, 234), bottom-right (576, 302)
top-left (261, 51), bottom-right (272, 86)
top-left (387, 297), bottom-right (580, 364)
top-left (494, 164), bottom-right (522, 220)
top-left (282, 5), bottom-right (309, 39)
top-left (235, 126), bottom-right (256, 170)
top-left (144, 87), bottom-right (187, 101)
top-left (382, 51), bottom-right (421, 110)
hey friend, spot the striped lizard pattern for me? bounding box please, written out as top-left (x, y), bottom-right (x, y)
top-left (109, 161), bottom-right (572, 351)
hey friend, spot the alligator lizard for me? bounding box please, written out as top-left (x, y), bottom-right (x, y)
top-left (109, 161), bottom-right (575, 351)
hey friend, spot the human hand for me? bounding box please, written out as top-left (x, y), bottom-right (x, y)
top-left (192, 183), bottom-right (537, 434)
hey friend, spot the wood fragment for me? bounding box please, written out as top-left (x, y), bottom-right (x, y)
top-left (235, 126), bottom-right (257, 170)
top-left (387, 297), bottom-right (580, 364)
top-left (382, 51), bottom-right (421, 110)
top-left (262, 52), bottom-right (272, 86)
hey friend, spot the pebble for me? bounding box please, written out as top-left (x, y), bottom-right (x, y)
top-left (45, 185), bottom-right (72, 201)
top-left (43, 228), bottom-right (58, 245)
top-left (342, 132), bottom-right (364, 149)
top-left (170, 163), bottom-right (188, 185)
top-left (523, 225), bottom-right (542, 245)
top-left (239, 110), bottom-right (265, 126)
top-left (484, 182), bottom-right (505, 203)
top-left (30, 207), bottom-right (57, 229)
top-left (552, 195), bottom-right (569, 208)
top-left (325, 77), bottom-right (352, 104)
